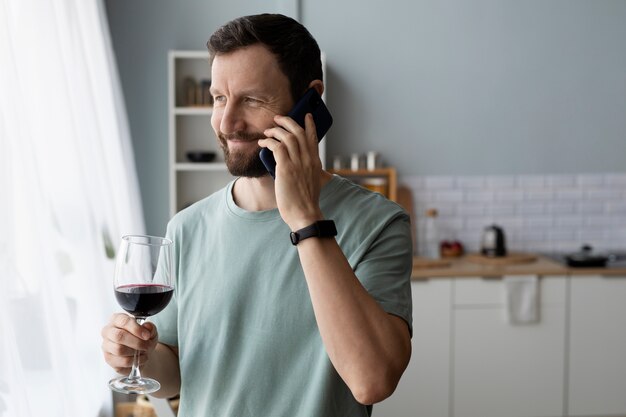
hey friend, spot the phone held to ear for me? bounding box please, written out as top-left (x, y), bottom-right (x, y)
top-left (259, 88), bottom-right (333, 179)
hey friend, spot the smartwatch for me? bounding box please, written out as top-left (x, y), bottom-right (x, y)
top-left (290, 220), bottom-right (337, 246)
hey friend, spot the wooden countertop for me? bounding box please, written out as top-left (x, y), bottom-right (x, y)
top-left (411, 254), bottom-right (626, 279)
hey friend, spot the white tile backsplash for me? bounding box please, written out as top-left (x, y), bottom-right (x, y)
top-left (517, 176), bottom-right (545, 188)
top-left (526, 189), bottom-right (554, 201)
top-left (576, 174), bottom-right (605, 187)
top-left (465, 190), bottom-right (494, 202)
top-left (608, 202), bottom-right (626, 214)
top-left (456, 176), bottom-right (486, 188)
top-left (605, 173), bottom-right (626, 186)
top-left (403, 172), bottom-right (626, 254)
top-left (545, 202), bottom-right (575, 215)
top-left (516, 202), bottom-right (545, 215)
top-left (586, 188), bottom-right (623, 201)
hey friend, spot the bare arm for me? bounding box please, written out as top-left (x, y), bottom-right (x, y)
top-left (297, 237), bottom-right (411, 405)
top-left (260, 112), bottom-right (411, 405)
top-left (101, 313), bottom-right (181, 398)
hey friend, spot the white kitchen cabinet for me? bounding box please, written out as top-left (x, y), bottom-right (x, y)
top-left (168, 50), bottom-right (327, 217)
top-left (375, 279), bottom-right (452, 417)
top-left (568, 274), bottom-right (626, 416)
top-left (452, 276), bottom-right (567, 417)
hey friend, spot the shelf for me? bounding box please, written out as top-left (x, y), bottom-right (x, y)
top-left (175, 106), bottom-right (212, 116)
top-left (175, 162), bottom-right (227, 171)
top-left (329, 167), bottom-right (397, 202)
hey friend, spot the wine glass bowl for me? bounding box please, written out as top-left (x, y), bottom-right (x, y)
top-left (108, 235), bottom-right (174, 395)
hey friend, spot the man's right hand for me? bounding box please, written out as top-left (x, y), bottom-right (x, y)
top-left (101, 312), bottom-right (159, 375)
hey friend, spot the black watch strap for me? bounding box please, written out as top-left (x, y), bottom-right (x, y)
top-left (290, 220), bottom-right (337, 246)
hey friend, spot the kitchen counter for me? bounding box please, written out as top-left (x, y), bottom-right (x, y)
top-left (411, 254), bottom-right (626, 279)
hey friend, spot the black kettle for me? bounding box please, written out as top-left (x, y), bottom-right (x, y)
top-left (481, 225), bottom-right (507, 257)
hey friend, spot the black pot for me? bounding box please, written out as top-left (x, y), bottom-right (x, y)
top-left (565, 244), bottom-right (608, 267)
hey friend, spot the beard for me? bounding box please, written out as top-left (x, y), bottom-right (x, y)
top-left (218, 131), bottom-right (270, 178)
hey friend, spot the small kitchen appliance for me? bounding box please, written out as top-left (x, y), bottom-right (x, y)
top-left (481, 224), bottom-right (507, 257)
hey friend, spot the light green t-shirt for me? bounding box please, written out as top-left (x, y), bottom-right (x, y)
top-left (153, 175), bottom-right (413, 417)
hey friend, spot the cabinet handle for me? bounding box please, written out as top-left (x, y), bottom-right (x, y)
top-left (481, 275), bottom-right (503, 280)
top-left (601, 274), bottom-right (626, 279)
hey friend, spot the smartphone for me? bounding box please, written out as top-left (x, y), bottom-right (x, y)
top-left (259, 88), bottom-right (333, 178)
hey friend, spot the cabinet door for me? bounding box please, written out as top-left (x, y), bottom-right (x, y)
top-left (568, 274), bottom-right (626, 416)
top-left (452, 277), bottom-right (567, 417)
top-left (375, 279), bottom-right (451, 417)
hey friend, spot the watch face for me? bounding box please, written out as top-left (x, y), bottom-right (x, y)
top-left (318, 220), bottom-right (338, 236)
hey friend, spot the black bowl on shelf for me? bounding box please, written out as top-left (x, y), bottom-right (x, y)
top-left (186, 151), bottom-right (216, 163)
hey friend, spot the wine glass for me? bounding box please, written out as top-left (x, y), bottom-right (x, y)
top-left (108, 234), bottom-right (174, 395)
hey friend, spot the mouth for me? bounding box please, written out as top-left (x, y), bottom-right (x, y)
top-left (228, 137), bottom-right (256, 144)
top-left (219, 132), bottom-right (265, 149)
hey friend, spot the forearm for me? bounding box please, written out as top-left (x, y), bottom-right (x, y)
top-left (141, 343), bottom-right (181, 398)
top-left (297, 237), bottom-right (411, 404)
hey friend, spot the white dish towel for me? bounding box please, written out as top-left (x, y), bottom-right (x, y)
top-left (504, 275), bottom-right (540, 324)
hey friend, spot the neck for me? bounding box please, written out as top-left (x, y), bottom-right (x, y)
top-left (232, 175), bottom-right (277, 211)
top-left (232, 171), bottom-right (333, 212)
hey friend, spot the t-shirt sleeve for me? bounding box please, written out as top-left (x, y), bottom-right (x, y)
top-left (353, 212), bottom-right (413, 336)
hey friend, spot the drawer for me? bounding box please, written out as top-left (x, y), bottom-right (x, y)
top-left (453, 275), bottom-right (567, 306)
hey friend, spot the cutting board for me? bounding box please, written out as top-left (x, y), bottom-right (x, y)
top-left (397, 185), bottom-right (416, 251)
top-left (465, 252), bottom-right (538, 265)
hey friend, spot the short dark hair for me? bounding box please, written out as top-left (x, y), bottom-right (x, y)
top-left (207, 13), bottom-right (323, 102)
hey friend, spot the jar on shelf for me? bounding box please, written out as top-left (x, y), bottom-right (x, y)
top-left (366, 151), bottom-right (381, 170)
top-left (361, 177), bottom-right (388, 197)
top-left (350, 153), bottom-right (364, 171)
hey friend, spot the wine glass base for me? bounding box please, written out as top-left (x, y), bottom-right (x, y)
top-left (109, 376), bottom-right (161, 395)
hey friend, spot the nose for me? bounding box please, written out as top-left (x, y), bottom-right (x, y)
top-left (216, 101), bottom-right (245, 134)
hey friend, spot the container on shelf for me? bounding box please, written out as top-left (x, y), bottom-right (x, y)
top-left (423, 208), bottom-right (440, 259)
top-left (361, 177), bottom-right (388, 196)
top-left (366, 151), bottom-right (381, 170)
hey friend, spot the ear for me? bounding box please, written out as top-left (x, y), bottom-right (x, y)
top-left (308, 79), bottom-right (324, 97)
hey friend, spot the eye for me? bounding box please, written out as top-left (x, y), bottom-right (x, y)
top-left (213, 95), bottom-right (226, 105)
top-left (244, 97), bottom-right (262, 105)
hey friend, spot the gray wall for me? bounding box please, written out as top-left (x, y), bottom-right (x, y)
top-left (105, 0), bottom-right (626, 235)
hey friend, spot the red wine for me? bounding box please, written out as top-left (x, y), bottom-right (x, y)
top-left (115, 284), bottom-right (173, 317)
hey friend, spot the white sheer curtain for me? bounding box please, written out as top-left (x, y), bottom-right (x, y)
top-left (0, 0), bottom-right (144, 416)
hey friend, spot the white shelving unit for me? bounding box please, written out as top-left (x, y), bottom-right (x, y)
top-left (168, 50), bottom-right (327, 217)
top-left (168, 50), bottom-right (229, 216)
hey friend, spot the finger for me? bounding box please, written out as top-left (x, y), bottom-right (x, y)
top-left (113, 313), bottom-right (152, 340)
top-left (274, 114), bottom-right (305, 136)
top-left (142, 321), bottom-right (159, 340)
top-left (299, 113), bottom-right (320, 169)
top-left (103, 351), bottom-right (150, 373)
top-left (259, 130), bottom-right (302, 170)
top-left (303, 113), bottom-right (320, 156)
top-left (102, 338), bottom-right (136, 357)
top-left (277, 113), bottom-right (319, 169)
top-left (103, 324), bottom-right (152, 351)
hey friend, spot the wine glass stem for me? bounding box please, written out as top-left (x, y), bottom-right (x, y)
top-left (128, 317), bottom-right (146, 382)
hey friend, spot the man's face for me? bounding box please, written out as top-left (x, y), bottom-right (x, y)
top-left (210, 44), bottom-right (293, 177)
